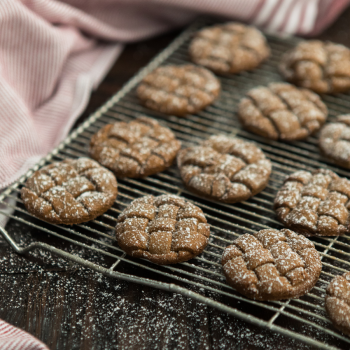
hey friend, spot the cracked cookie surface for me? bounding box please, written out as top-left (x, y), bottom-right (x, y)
top-left (136, 65), bottom-right (220, 116)
top-left (177, 135), bottom-right (271, 203)
top-left (280, 40), bottom-right (350, 94)
top-left (319, 115), bottom-right (350, 169)
top-left (274, 169), bottom-right (350, 236)
top-left (116, 194), bottom-right (210, 265)
top-left (189, 22), bottom-right (270, 74)
top-left (326, 271), bottom-right (350, 336)
top-left (222, 228), bottom-right (321, 301)
top-left (21, 158), bottom-right (118, 225)
top-left (238, 82), bottom-right (328, 141)
top-left (89, 116), bottom-right (181, 178)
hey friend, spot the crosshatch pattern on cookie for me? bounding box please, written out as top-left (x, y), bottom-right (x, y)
top-left (136, 64), bottom-right (220, 116)
top-left (221, 229), bottom-right (322, 301)
top-left (177, 135), bottom-right (272, 203)
top-left (280, 40), bottom-right (350, 94)
top-left (116, 195), bottom-right (210, 265)
top-left (326, 271), bottom-right (350, 336)
top-left (89, 116), bottom-right (181, 178)
top-left (319, 115), bottom-right (350, 169)
top-left (238, 82), bottom-right (328, 141)
top-left (189, 22), bottom-right (270, 74)
top-left (21, 158), bottom-right (118, 225)
top-left (274, 169), bottom-right (350, 236)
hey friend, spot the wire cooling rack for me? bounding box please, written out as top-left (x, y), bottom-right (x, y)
top-left (2, 18), bottom-right (350, 349)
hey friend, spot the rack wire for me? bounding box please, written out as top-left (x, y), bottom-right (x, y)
top-left (1, 18), bottom-right (350, 349)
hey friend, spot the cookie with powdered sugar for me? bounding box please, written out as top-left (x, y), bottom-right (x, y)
top-left (274, 169), bottom-right (350, 236)
top-left (89, 116), bottom-right (181, 178)
top-left (189, 22), bottom-right (270, 74)
top-left (136, 64), bottom-right (220, 116)
top-left (319, 115), bottom-right (350, 169)
top-left (21, 158), bottom-right (118, 225)
top-left (238, 82), bottom-right (328, 141)
top-left (177, 134), bottom-right (271, 203)
top-left (116, 194), bottom-right (210, 265)
top-left (326, 271), bottom-right (350, 336)
top-left (280, 40), bottom-right (350, 94)
top-left (222, 228), bottom-right (322, 301)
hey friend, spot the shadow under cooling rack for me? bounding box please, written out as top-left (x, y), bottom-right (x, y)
top-left (1, 18), bottom-right (350, 350)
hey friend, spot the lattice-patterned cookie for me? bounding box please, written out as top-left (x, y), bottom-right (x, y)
top-left (21, 158), bottom-right (118, 225)
top-left (222, 229), bottom-right (322, 301)
top-left (326, 271), bottom-right (350, 336)
top-left (280, 40), bottom-right (350, 94)
top-left (274, 169), bottom-right (350, 236)
top-left (238, 82), bottom-right (328, 141)
top-left (89, 116), bottom-right (181, 178)
top-left (136, 65), bottom-right (220, 116)
top-left (116, 195), bottom-right (210, 265)
top-left (177, 135), bottom-right (271, 203)
top-left (189, 22), bottom-right (270, 74)
top-left (319, 115), bottom-right (350, 169)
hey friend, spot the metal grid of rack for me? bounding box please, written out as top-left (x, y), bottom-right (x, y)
top-left (1, 18), bottom-right (350, 349)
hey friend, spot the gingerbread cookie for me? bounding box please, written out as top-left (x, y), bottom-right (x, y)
top-left (238, 82), bottom-right (328, 141)
top-left (89, 116), bottom-right (181, 178)
top-left (116, 195), bottom-right (210, 265)
top-left (177, 135), bottom-right (271, 203)
top-left (274, 169), bottom-right (350, 236)
top-left (189, 22), bottom-right (270, 74)
top-left (319, 115), bottom-right (350, 169)
top-left (280, 40), bottom-right (350, 94)
top-left (136, 65), bottom-right (220, 116)
top-left (326, 271), bottom-right (350, 336)
top-left (21, 158), bottom-right (118, 225)
top-left (222, 229), bottom-right (322, 301)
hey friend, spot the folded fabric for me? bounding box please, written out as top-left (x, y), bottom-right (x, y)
top-left (0, 1), bottom-right (349, 348)
top-left (1, 0), bottom-right (349, 192)
top-left (0, 319), bottom-right (48, 350)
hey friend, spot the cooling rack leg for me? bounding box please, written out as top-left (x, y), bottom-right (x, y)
top-left (0, 226), bottom-right (341, 350)
top-left (0, 226), bottom-right (24, 253)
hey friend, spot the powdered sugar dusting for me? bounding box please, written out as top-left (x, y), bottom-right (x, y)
top-left (189, 22), bottom-right (269, 74)
top-left (280, 40), bottom-right (350, 93)
top-left (326, 271), bottom-right (350, 336)
top-left (178, 134), bottom-right (271, 203)
top-left (222, 229), bottom-right (321, 300)
top-left (136, 65), bottom-right (220, 116)
top-left (89, 116), bottom-right (181, 178)
top-left (116, 194), bottom-right (210, 265)
top-left (238, 82), bottom-right (327, 141)
top-left (21, 157), bottom-right (118, 225)
top-left (274, 168), bottom-right (350, 236)
top-left (320, 114), bottom-right (350, 168)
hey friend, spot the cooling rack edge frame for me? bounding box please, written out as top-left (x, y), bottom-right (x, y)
top-left (0, 225), bottom-right (337, 350)
top-left (0, 18), bottom-right (342, 350)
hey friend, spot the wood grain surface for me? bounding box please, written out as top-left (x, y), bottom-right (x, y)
top-left (3, 9), bottom-right (350, 350)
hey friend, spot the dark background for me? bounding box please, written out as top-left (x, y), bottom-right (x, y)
top-left (3, 7), bottom-right (350, 350)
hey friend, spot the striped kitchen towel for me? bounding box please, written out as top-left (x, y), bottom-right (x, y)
top-left (0, 0), bottom-right (349, 192)
top-left (0, 320), bottom-right (48, 350)
top-left (0, 1), bottom-right (349, 347)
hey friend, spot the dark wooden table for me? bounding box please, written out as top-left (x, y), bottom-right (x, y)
top-left (2, 8), bottom-right (350, 350)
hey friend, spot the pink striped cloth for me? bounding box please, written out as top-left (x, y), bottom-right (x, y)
top-left (0, 1), bottom-right (349, 347)
top-left (1, 0), bottom-right (349, 192)
top-left (0, 320), bottom-right (48, 350)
